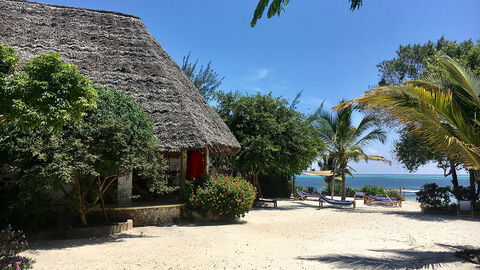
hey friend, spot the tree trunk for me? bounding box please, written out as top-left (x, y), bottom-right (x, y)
top-left (449, 160), bottom-right (459, 187)
top-left (477, 181), bottom-right (480, 201)
top-left (251, 164), bottom-right (262, 198)
top-left (292, 174), bottom-right (296, 198)
top-left (79, 210), bottom-right (88, 226)
top-left (469, 170), bottom-right (478, 202)
top-left (341, 166), bottom-right (346, 201)
top-left (469, 170), bottom-right (476, 201)
top-left (331, 160), bottom-right (337, 199)
top-left (100, 196), bottom-right (109, 223)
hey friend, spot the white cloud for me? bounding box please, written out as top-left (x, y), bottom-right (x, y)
top-left (246, 67), bottom-right (273, 81)
top-left (365, 147), bottom-right (380, 155)
top-left (257, 68), bottom-right (269, 79)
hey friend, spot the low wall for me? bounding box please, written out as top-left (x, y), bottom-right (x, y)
top-left (30, 220), bottom-right (133, 240)
top-left (91, 204), bottom-right (183, 226)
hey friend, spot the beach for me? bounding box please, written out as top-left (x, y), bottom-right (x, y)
top-left (24, 199), bottom-right (480, 270)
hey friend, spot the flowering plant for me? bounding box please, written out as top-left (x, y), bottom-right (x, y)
top-left (0, 225), bottom-right (35, 270)
top-left (185, 174), bottom-right (256, 218)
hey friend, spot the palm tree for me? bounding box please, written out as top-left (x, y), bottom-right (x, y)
top-left (342, 54), bottom-right (480, 199)
top-left (317, 153), bottom-right (354, 197)
top-left (251, 0), bottom-right (363, 27)
top-left (313, 103), bottom-right (390, 200)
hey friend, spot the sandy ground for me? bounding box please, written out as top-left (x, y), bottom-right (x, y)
top-left (24, 198), bottom-right (480, 270)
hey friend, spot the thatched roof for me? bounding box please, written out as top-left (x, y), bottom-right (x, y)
top-left (0, 0), bottom-right (240, 155)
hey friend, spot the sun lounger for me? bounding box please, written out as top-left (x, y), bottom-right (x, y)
top-left (354, 192), bottom-right (364, 200)
top-left (319, 195), bottom-right (356, 209)
top-left (254, 197), bottom-right (278, 208)
top-left (299, 191), bottom-right (322, 199)
top-left (295, 189), bottom-right (306, 200)
top-left (364, 195), bottom-right (400, 207)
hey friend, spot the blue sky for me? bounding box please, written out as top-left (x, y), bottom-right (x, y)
top-left (43, 0), bottom-right (479, 174)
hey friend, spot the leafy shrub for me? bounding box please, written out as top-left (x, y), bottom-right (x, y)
top-left (184, 175), bottom-right (256, 218)
top-left (360, 185), bottom-right (386, 197)
top-left (416, 183), bottom-right (451, 209)
top-left (0, 225), bottom-right (35, 270)
top-left (386, 190), bottom-right (401, 200)
top-left (0, 184), bottom-right (52, 232)
top-left (321, 184), bottom-right (396, 198)
top-left (322, 182), bottom-right (341, 196)
top-left (322, 183), bottom-right (358, 197)
top-left (0, 182), bottom-right (77, 232)
top-left (452, 185), bottom-right (474, 201)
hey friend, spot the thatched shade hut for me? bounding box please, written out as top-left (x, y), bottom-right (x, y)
top-left (0, 0), bottom-right (240, 194)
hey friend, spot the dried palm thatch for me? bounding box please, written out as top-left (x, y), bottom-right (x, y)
top-left (0, 0), bottom-right (240, 155)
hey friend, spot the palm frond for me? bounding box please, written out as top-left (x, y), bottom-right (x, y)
top-left (436, 53), bottom-right (480, 104)
top-left (350, 85), bottom-right (480, 169)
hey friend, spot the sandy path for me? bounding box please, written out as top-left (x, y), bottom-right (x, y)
top-left (24, 199), bottom-right (480, 269)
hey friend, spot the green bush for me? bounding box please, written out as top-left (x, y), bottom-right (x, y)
top-left (322, 183), bottom-right (358, 197)
top-left (360, 185), bottom-right (386, 197)
top-left (321, 184), bottom-right (396, 198)
top-left (184, 175), bottom-right (256, 218)
top-left (0, 183), bottom-right (76, 232)
top-left (0, 225), bottom-right (35, 269)
top-left (322, 182), bottom-right (341, 196)
top-left (386, 190), bottom-right (401, 200)
top-left (416, 183), bottom-right (451, 209)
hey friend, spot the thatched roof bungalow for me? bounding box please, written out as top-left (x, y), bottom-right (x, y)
top-left (0, 0), bottom-right (240, 193)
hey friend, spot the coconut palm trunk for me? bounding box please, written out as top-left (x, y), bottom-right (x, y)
top-left (340, 164), bottom-right (347, 200)
top-left (331, 160), bottom-right (337, 199)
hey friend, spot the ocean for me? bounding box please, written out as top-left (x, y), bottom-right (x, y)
top-left (295, 174), bottom-right (471, 201)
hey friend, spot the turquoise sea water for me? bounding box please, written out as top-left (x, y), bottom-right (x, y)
top-left (295, 174), bottom-right (471, 201)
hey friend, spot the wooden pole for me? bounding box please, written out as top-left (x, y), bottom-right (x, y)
top-left (204, 147), bottom-right (209, 176)
top-left (180, 150), bottom-right (187, 187)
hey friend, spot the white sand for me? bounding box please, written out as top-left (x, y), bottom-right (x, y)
top-left (24, 199), bottom-right (480, 269)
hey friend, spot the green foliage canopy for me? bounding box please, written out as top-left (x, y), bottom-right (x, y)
top-left (1, 87), bottom-right (170, 225)
top-left (377, 38), bottom-right (480, 182)
top-left (348, 54), bottom-right (480, 178)
top-left (393, 131), bottom-right (446, 172)
top-left (181, 52), bottom-right (224, 102)
top-left (377, 37), bottom-right (480, 86)
top-left (215, 91), bottom-right (321, 195)
top-left (0, 43), bottom-right (97, 129)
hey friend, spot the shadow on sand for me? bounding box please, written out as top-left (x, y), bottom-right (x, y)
top-left (297, 244), bottom-right (478, 269)
top-left (28, 232), bottom-right (157, 252)
top-left (328, 207), bottom-right (480, 222)
top-left (252, 200), bottom-right (322, 211)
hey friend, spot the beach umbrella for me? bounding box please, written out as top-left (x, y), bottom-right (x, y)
top-left (303, 170), bottom-right (333, 176)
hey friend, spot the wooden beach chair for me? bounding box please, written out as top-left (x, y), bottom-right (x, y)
top-left (299, 190), bottom-right (322, 200)
top-left (254, 197), bottom-right (278, 208)
top-left (295, 189), bottom-right (306, 200)
top-left (364, 195), bottom-right (400, 207)
top-left (318, 195), bottom-right (356, 209)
